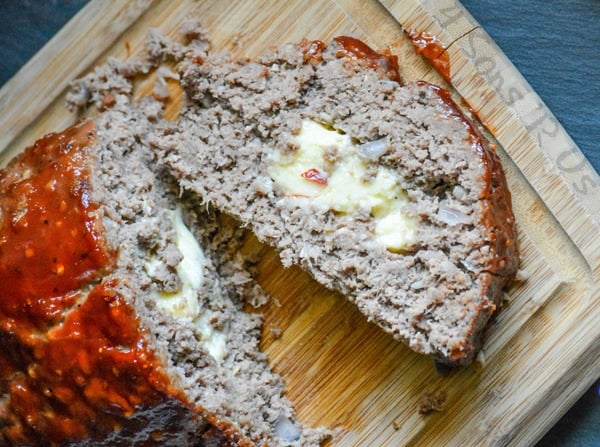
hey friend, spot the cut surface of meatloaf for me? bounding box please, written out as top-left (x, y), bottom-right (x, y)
top-left (0, 97), bottom-right (326, 446)
top-left (154, 36), bottom-right (519, 366)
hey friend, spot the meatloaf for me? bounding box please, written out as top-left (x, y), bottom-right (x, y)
top-left (0, 97), bottom-right (326, 446)
top-left (154, 36), bottom-right (519, 366)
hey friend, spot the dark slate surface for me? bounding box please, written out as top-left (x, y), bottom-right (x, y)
top-left (461, 0), bottom-right (600, 176)
top-left (0, 1), bottom-right (598, 446)
top-left (0, 0), bottom-right (89, 86)
top-left (460, 2), bottom-right (599, 446)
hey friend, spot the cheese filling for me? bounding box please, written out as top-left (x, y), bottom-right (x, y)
top-left (145, 208), bottom-right (227, 361)
top-left (268, 119), bottom-right (417, 251)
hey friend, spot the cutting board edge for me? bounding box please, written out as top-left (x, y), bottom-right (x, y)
top-left (520, 333), bottom-right (600, 447)
top-left (378, 0), bottom-right (600, 282)
top-left (0, 0), bottom-right (158, 159)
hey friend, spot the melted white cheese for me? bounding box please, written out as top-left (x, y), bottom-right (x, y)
top-left (269, 120), bottom-right (417, 251)
top-left (146, 208), bottom-right (228, 361)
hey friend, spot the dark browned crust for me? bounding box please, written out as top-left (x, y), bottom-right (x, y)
top-left (61, 399), bottom-right (239, 447)
top-left (0, 122), bottom-right (253, 447)
top-left (424, 83), bottom-right (519, 366)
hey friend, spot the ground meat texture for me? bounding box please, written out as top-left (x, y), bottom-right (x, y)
top-left (156, 36), bottom-right (518, 367)
top-left (0, 96), bottom-right (327, 446)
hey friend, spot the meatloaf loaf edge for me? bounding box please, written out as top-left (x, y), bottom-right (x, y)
top-left (154, 36), bottom-right (519, 366)
top-left (0, 96), bottom-right (327, 446)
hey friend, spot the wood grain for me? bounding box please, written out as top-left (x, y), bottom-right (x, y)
top-left (0, 1), bottom-right (598, 446)
top-left (0, 0), bottom-right (158, 159)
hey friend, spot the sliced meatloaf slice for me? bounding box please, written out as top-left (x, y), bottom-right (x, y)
top-left (0, 97), bottom-right (326, 446)
top-left (155, 36), bottom-right (519, 366)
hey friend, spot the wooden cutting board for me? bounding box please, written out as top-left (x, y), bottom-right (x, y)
top-left (1, 1), bottom-right (598, 446)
